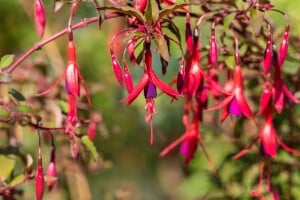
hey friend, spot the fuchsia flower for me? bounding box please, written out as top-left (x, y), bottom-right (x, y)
top-left (36, 40), bottom-right (91, 136)
top-left (263, 37), bottom-right (272, 75)
top-left (272, 67), bottom-right (299, 114)
top-left (36, 155), bottom-right (44, 200)
top-left (209, 27), bottom-right (218, 68)
top-left (34, 0), bottom-right (46, 38)
top-left (160, 118), bottom-right (214, 168)
top-left (205, 65), bottom-right (255, 123)
top-left (65, 94), bottom-right (77, 136)
top-left (46, 148), bottom-right (57, 191)
top-left (233, 106), bottom-right (300, 160)
top-left (122, 44), bottom-right (180, 144)
top-left (123, 44), bottom-right (180, 105)
top-left (36, 40), bottom-right (91, 104)
top-left (278, 25), bottom-right (289, 67)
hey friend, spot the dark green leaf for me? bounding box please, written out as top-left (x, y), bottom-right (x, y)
top-left (166, 19), bottom-right (181, 43)
top-left (81, 136), bottom-right (98, 160)
top-left (136, 49), bottom-right (145, 65)
top-left (9, 88), bottom-right (25, 101)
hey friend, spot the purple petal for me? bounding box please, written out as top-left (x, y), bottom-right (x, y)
top-left (144, 81), bottom-right (157, 99)
top-left (229, 98), bottom-right (242, 117)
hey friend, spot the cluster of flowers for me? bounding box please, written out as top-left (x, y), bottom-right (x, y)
top-left (106, 0), bottom-right (300, 198)
top-left (1, 0), bottom-right (299, 199)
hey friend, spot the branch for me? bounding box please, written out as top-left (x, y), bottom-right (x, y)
top-left (4, 16), bottom-right (100, 75)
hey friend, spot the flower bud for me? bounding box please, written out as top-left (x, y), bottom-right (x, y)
top-left (36, 156), bottom-right (44, 200)
top-left (34, 0), bottom-right (46, 38)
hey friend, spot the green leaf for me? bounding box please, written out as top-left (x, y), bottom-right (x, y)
top-left (166, 19), bottom-right (181, 43)
top-left (250, 8), bottom-right (265, 36)
top-left (223, 13), bottom-right (235, 30)
top-left (0, 155), bottom-right (16, 182)
top-left (0, 107), bottom-right (10, 119)
top-left (58, 100), bottom-right (68, 113)
top-left (97, 6), bottom-right (145, 23)
top-left (0, 54), bottom-right (15, 68)
top-left (8, 88), bottom-right (26, 101)
top-left (224, 55), bottom-right (235, 69)
top-left (159, 4), bottom-right (186, 19)
top-left (144, 0), bottom-right (160, 23)
top-left (81, 136), bottom-right (98, 160)
top-left (9, 174), bottom-right (25, 187)
top-left (15, 103), bottom-right (33, 114)
top-left (144, 0), bottom-right (152, 24)
top-left (154, 34), bottom-right (170, 61)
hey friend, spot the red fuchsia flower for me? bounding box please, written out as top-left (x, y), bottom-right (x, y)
top-left (36, 40), bottom-right (91, 104)
top-left (87, 113), bottom-right (101, 140)
top-left (205, 65), bottom-right (255, 123)
top-left (134, 0), bottom-right (148, 13)
top-left (263, 36), bottom-right (272, 75)
top-left (110, 48), bottom-right (123, 86)
top-left (182, 28), bottom-right (203, 98)
top-left (160, 117), bottom-right (214, 168)
top-left (209, 26), bottom-right (218, 68)
top-left (46, 149), bottom-right (57, 191)
top-left (272, 65), bottom-right (299, 114)
top-left (36, 155), bottom-right (44, 200)
top-left (258, 81), bottom-right (273, 115)
top-left (65, 94), bottom-right (77, 137)
top-left (278, 25), bottom-right (289, 67)
top-left (122, 43), bottom-right (180, 144)
top-left (123, 62), bottom-right (134, 93)
top-left (126, 39), bottom-right (137, 65)
top-left (122, 43), bottom-right (180, 105)
top-left (233, 105), bottom-right (300, 160)
top-left (34, 0), bottom-right (46, 38)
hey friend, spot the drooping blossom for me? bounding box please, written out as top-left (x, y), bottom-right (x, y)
top-left (205, 65), bottom-right (255, 123)
top-left (46, 147), bottom-right (57, 191)
top-left (278, 25), bottom-right (289, 67)
top-left (36, 155), bottom-right (44, 200)
top-left (209, 26), bottom-right (218, 68)
top-left (122, 43), bottom-right (180, 105)
top-left (160, 117), bottom-right (214, 168)
top-left (233, 106), bottom-right (300, 160)
top-left (272, 66), bottom-right (299, 114)
top-left (34, 0), bottom-right (46, 38)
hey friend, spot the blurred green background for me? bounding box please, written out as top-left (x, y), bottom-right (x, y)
top-left (1, 0), bottom-right (300, 200)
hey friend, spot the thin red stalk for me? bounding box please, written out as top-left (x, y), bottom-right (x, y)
top-left (5, 15), bottom-right (119, 75)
